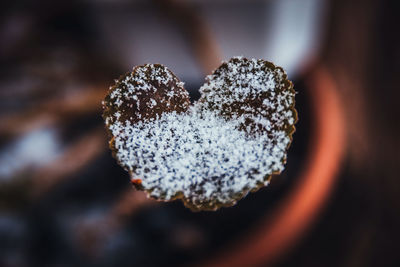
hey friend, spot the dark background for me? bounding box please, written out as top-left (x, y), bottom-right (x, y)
top-left (0, 0), bottom-right (399, 266)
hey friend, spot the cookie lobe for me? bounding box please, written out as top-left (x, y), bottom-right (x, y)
top-left (102, 64), bottom-right (190, 173)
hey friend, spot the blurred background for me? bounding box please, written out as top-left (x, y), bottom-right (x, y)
top-left (0, 0), bottom-right (399, 266)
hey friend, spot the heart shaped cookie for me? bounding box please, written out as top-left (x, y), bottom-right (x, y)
top-left (103, 57), bottom-right (297, 211)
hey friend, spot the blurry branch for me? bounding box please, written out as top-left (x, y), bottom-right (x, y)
top-left (154, 0), bottom-right (222, 74)
top-left (110, 189), bottom-right (157, 223)
top-left (321, 0), bottom-right (377, 169)
top-left (73, 190), bottom-right (157, 259)
top-left (31, 127), bottom-right (106, 197)
top-left (0, 86), bottom-right (106, 139)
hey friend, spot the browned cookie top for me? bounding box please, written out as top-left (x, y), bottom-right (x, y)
top-left (103, 57), bottom-right (297, 211)
top-left (102, 64), bottom-right (190, 172)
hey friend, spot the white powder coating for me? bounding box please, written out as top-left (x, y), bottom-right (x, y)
top-left (198, 57), bottom-right (295, 136)
top-left (104, 57), bottom-right (296, 210)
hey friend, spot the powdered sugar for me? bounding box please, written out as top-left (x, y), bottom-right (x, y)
top-left (109, 109), bottom-right (290, 206)
top-left (103, 57), bottom-right (296, 210)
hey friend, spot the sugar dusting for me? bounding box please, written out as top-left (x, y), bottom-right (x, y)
top-left (104, 57), bottom-right (296, 210)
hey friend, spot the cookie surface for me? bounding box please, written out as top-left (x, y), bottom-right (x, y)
top-left (103, 57), bottom-right (297, 211)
